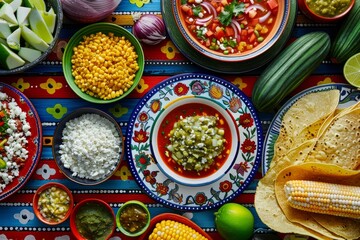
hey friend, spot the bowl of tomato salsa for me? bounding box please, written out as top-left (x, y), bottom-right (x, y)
top-left (150, 97), bottom-right (240, 186)
top-left (298, 0), bottom-right (354, 22)
top-left (173, 0), bottom-right (290, 62)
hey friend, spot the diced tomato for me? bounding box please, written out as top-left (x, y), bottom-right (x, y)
top-left (248, 27), bottom-right (254, 34)
top-left (214, 27), bottom-right (225, 40)
top-left (249, 33), bottom-right (257, 43)
top-left (181, 5), bottom-right (193, 16)
top-left (210, 22), bottom-right (220, 32)
top-left (241, 29), bottom-right (248, 36)
top-left (248, 9), bottom-right (257, 18)
top-left (267, 0), bottom-right (278, 10)
top-left (249, 18), bottom-right (259, 26)
top-left (225, 26), bottom-right (234, 37)
top-left (205, 38), bottom-right (211, 47)
top-left (206, 29), bottom-right (214, 37)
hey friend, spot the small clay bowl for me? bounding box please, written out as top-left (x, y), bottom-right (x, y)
top-left (33, 182), bottom-right (73, 225)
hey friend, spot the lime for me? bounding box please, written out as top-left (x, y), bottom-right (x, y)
top-left (214, 203), bottom-right (254, 240)
top-left (343, 52), bottom-right (360, 88)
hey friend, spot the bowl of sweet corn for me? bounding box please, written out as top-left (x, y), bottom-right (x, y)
top-left (139, 213), bottom-right (212, 240)
top-left (33, 182), bottom-right (74, 225)
top-left (62, 22), bottom-right (144, 104)
top-left (116, 200), bottom-right (150, 237)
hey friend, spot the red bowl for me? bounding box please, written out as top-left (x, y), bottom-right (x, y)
top-left (70, 199), bottom-right (116, 240)
top-left (139, 213), bottom-right (212, 240)
top-left (33, 182), bottom-right (73, 225)
top-left (298, 0), bottom-right (355, 22)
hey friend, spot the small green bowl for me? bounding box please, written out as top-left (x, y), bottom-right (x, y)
top-left (116, 200), bottom-right (150, 237)
top-left (62, 22), bottom-right (144, 104)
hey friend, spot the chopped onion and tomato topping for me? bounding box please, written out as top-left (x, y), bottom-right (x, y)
top-left (180, 0), bottom-right (278, 55)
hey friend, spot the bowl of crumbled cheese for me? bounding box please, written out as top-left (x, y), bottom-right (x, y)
top-left (53, 108), bottom-right (124, 185)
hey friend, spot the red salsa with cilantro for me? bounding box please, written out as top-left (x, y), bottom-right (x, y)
top-left (180, 0), bottom-right (279, 54)
top-left (157, 103), bottom-right (232, 179)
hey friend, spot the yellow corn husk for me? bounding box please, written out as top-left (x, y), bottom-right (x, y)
top-left (148, 219), bottom-right (208, 240)
top-left (284, 180), bottom-right (360, 219)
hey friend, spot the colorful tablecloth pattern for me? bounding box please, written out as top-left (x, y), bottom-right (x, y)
top-left (0, 0), bottom-right (349, 239)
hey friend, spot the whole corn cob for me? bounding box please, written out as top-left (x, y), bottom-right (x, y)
top-left (284, 180), bottom-right (360, 219)
top-left (148, 219), bottom-right (208, 240)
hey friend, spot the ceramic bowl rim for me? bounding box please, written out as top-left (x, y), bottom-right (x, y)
top-left (52, 107), bottom-right (124, 185)
top-left (172, 0), bottom-right (291, 62)
top-left (32, 182), bottom-right (74, 225)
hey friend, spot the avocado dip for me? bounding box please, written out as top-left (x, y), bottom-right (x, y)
top-left (75, 202), bottom-right (114, 240)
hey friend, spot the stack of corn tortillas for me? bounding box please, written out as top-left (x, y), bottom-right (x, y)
top-left (255, 89), bottom-right (360, 240)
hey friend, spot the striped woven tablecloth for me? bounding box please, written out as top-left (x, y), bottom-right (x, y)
top-left (0, 0), bottom-right (348, 239)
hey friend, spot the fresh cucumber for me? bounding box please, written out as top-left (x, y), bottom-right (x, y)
top-left (0, 42), bottom-right (25, 69)
top-left (252, 32), bottom-right (331, 112)
top-left (330, 0), bottom-right (360, 63)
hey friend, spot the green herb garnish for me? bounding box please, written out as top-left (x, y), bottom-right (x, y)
top-left (219, 1), bottom-right (246, 26)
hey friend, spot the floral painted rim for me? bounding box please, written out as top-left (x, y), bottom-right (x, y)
top-left (0, 83), bottom-right (43, 201)
top-left (262, 83), bottom-right (360, 176)
top-left (125, 73), bottom-right (263, 211)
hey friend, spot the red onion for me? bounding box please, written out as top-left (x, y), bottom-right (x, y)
top-left (132, 13), bottom-right (166, 45)
top-left (61, 0), bottom-right (121, 23)
top-left (259, 11), bottom-right (272, 23)
top-left (245, 3), bottom-right (266, 14)
top-left (195, 15), bottom-right (213, 26)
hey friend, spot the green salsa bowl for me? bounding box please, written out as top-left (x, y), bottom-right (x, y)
top-left (298, 0), bottom-right (355, 22)
top-left (62, 22), bottom-right (144, 104)
top-left (116, 200), bottom-right (150, 237)
top-left (70, 198), bottom-right (116, 240)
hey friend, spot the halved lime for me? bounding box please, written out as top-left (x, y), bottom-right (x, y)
top-left (344, 52), bottom-right (360, 88)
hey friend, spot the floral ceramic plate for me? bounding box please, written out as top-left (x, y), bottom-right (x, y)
top-left (262, 83), bottom-right (360, 175)
top-left (126, 73), bottom-right (262, 211)
top-left (0, 83), bottom-right (42, 201)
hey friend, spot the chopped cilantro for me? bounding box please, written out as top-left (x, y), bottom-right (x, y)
top-left (192, 5), bottom-right (202, 17)
top-left (181, 0), bottom-right (187, 4)
top-left (219, 1), bottom-right (246, 26)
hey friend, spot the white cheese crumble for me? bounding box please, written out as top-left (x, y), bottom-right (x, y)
top-left (0, 92), bottom-right (31, 192)
top-left (59, 113), bottom-right (121, 180)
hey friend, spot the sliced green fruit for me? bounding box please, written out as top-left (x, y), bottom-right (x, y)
top-left (6, 26), bottom-right (21, 50)
top-left (9, 0), bottom-right (22, 12)
top-left (20, 25), bottom-right (48, 51)
top-left (22, 0), bottom-right (46, 11)
top-left (0, 42), bottom-right (25, 69)
top-left (18, 46), bottom-right (41, 62)
top-left (343, 52), bottom-right (360, 88)
top-left (0, 158), bottom-right (6, 169)
top-left (41, 7), bottom-right (56, 33)
top-left (0, 2), bottom-right (18, 25)
top-left (16, 6), bottom-right (31, 26)
top-left (0, 19), bottom-right (12, 39)
top-left (28, 8), bottom-right (53, 44)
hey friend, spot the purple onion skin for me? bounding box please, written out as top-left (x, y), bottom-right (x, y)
top-left (133, 14), bottom-right (167, 45)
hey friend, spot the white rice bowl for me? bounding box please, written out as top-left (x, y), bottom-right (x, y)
top-left (58, 113), bottom-right (121, 180)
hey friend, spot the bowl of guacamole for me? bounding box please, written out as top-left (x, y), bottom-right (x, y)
top-left (70, 199), bottom-right (116, 240)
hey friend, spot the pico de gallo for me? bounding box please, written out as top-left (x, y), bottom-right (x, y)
top-left (180, 0), bottom-right (279, 55)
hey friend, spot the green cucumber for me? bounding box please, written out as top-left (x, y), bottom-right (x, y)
top-left (0, 2), bottom-right (18, 25)
top-left (20, 25), bottom-right (49, 51)
top-left (0, 19), bottom-right (12, 39)
top-left (28, 8), bottom-right (53, 44)
top-left (6, 27), bottom-right (21, 50)
top-left (330, 0), bottom-right (360, 63)
top-left (252, 32), bottom-right (331, 112)
top-left (18, 46), bottom-right (41, 62)
top-left (16, 6), bottom-right (31, 26)
top-left (0, 42), bottom-right (25, 69)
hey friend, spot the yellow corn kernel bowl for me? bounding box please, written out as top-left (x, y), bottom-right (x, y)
top-left (62, 22), bottom-right (144, 104)
top-left (139, 213), bottom-right (212, 240)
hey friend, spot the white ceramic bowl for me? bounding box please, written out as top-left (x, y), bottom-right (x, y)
top-left (150, 97), bottom-right (239, 186)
